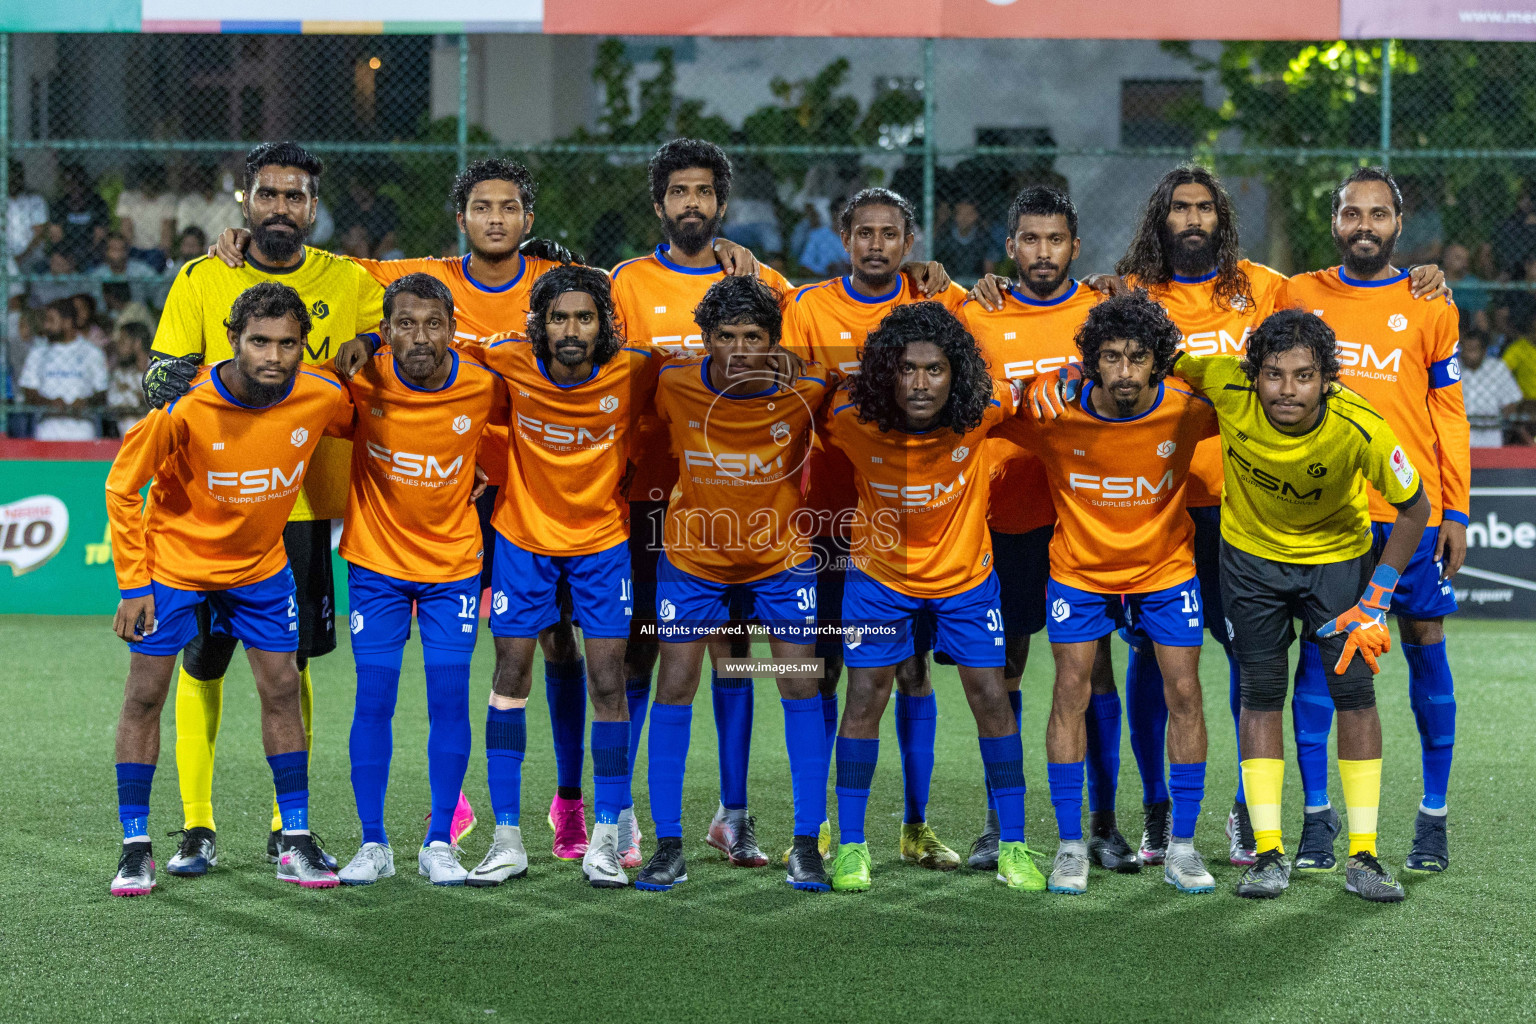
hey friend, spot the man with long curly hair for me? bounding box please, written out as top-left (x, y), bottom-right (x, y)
top-left (818, 301), bottom-right (1041, 893)
top-left (1000, 294), bottom-right (1218, 896)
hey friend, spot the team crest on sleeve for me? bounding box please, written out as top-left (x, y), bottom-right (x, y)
top-left (452, 415), bottom-right (472, 435)
top-left (1390, 445), bottom-right (1415, 487)
top-left (1156, 440), bottom-right (1176, 458)
top-left (1387, 313), bottom-right (1408, 332)
top-left (599, 395), bottom-right (619, 413)
top-left (290, 428), bottom-right (309, 447)
top-left (951, 446), bottom-right (970, 462)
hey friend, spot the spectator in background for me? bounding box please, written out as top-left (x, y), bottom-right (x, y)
top-left (934, 196), bottom-right (993, 282)
top-left (1396, 177), bottom-right (1444, 264)
top-left (175, 161), bottom-right (242, 247)
top-left (1501, 306), bottom-right (1536, 399)
top-left (17, 297), bottom-right (108, 440)
top-left (793, 198), bottom-right (848, 278)
top-left (115, 161), bottom-right (177, 269)
top-left (100, 281), bottom-right (156, 337)
top-left (1459, 328), bottom-right (1527, 446)
top-left (105, 320), bottom-right (153, 436)
top-left (47, 163), bottom-right (111, 269)
top-left (1493, 185), bottom-right (1536, 278)
top-left (331, 172), bottom-right (400, 259)
top-left (70, 293), bottom-right (111, 350)
top-left (30, 247), bottom-right (91, 308)
top-left (172, 225), bottom-right (207, 269)
top-left (337, 223), bottom-right (373, 259)
top-left (1443, 242), bottom-right (1489, 317)
top-left (7, 160), bottom-right (49, 275)
top-left (90, 233), bottom-right (158, 304)
top-left (1502, 254), bottom-right (1536, 347)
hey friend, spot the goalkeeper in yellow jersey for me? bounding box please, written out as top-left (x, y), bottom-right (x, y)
top-left (1036, 306), bottom-right (1429, 901)
top-left (140, 142), bottom-right (382, 876)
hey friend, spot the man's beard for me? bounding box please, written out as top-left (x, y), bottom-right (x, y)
top-left (663, 209), bottom-right (723, 257)
top-left (1020, 258), bottom-right (1073, 299)
top-left (553, 341), bottom-right (591, 367)
top-left (251, 215), bottom-right (309, 262)
top-left (236, 366), bottom-right (296, 406)
top-left (1163, 225), bottom-right (1218, 276)
top-left (1335, 225), bottom-right (1399, 278)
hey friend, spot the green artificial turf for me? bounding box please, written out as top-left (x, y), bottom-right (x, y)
top-left (1, 616), bottom-right (1532, 1023)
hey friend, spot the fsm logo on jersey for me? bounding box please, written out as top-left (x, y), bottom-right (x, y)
top-left (0, 495), bottom-right (69, 575)
top-left (451, 415), bottom-right (471, 435)
top-left (290, 428), bottom-right (309, 447)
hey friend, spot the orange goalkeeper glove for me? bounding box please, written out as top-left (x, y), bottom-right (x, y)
top-left (1025, 363), bottom-right (1084, 420)
top-left (1317, 564), bottom-right (1400, 674)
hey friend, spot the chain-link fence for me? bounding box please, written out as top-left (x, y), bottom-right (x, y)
top-left (4, 33), bottom-right (1535, 439)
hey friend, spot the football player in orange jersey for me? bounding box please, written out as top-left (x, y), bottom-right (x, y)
top-left (820, 303), bottom-right (1043, 893)
top-left (780, 187), bottom-right (969, 872)
top-left (106, 283), bottom-right (354, 896)
top-left (1285, 167), bottom-right (1468, 875)
top-left (636, 276), bottom-right (833, 892)
top-left (329, 275), bottom-right (511, 888)
top-left (1109, 165), bottom-right (1451, 869)
top-left (999, 295), bottom-right (1219, 895)
top-left (959, 186), bottom-right (1131, 874)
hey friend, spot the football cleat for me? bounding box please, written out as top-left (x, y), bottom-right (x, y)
top-left (1226, 802), bottom-right (1258, 866)
top-left (426, 792), bottom-right (479, 849)
top-left (967, 809), bottom-right (1001, 871)
top-left (1404, 811), bottom-right (1449, 873)
top-left (1088, 828), bottom-right (1141, 873)
top-left (1048, 841), bottom-right (1090, 894)
top-left (780, 820), bottom-right (834, 867)
top-left (276, 833), bottom-right (340, 888)
top-left (1345, 852), bottom-right (1406, 902)
top-left (1139, 800), bottom-right (1171, 866)
top-left (634, 838), bottom-right (688, 892)
top-left (467, 825), bottom-right (528, 887)
top-left (1163, 841), bottom-right (1216, 893)
top-left (548, 795), bottom-right (589, 861)
top-left (831, 841), bottom-right (872, 892)
top-left (785, 835), bottom-right (831, 892)
top-left (110, 841), bottom-right (157, 897)
top-left (269, 829), bottom-right (337, 870)
top-left (900, 822), bottom-right (961, 871)
top-left (996, 842), bottom-right (1047, 891)
top-left (1236, 849), bottom-right (1291, 899)
top-left (165, 827), bottom-right (217, 877)
top-left (1294, 806), bottom-right (1342, 873)
top-left (708, 808), bottom-right (767, 867)
top-left (705, 802), bottom-right (736, 856)
top-left (616, 806), bottom-right (644, 870)
top-left (339, 842), bottom-right (395, 885)
top-left (418, 840), bottom-right (468, 886)
top-left (582, 822), bottom-right (629, 889)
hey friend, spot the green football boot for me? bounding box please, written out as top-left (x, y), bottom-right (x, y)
top-left (831, 842), bottom-right (872, 892)
top-left (996, 842), bottom-right (1048, 891)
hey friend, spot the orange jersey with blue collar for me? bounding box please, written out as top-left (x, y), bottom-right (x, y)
top-left (654, 355), bottom-right (831, 584)
top-left (997, 380), bottom-right (1217, 594)
top-left (106, 364), bottom-right (355, 595)
top-left (961, 279), bottom-right (1102, 535)
top-left (610, 246), bottom-right (792, 504)
top-left (1130, 260), bottom-right (1291, 508)
top-left (821, 378), bottom-right (1016, 599)
top-left (782, 275), bottom-right (969, 532)
top-left (479, 336), bottom-right (662, 556)
top-left (339, 348), bottom-right (510, 583)
top-left (1284, 266), bottom-right (1467, 528)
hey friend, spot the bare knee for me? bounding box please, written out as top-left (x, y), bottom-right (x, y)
top-left (1398, 616), bottom-right (1444, 646)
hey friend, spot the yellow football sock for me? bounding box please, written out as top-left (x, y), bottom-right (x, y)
top-left (1240, 757), bottom-right (1285, 855)
top-left (1338, 758), bottom-right (1382, 857)
top-left (174, 669), bottom-right (223, 831)
top-left (270, 664), bottom-right (315, 832)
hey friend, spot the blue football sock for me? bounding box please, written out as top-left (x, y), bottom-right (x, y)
top-left (423, 652), bottom-right (471, 846)
top-left (485, 706), bottom-right (526, 828)
top-left (979, 734), bottom-right (1026, 843)
top-left (647, 703), bottom-right (692, 839)
top-left (348, 655), bottom-right (402, 846)
top-left (783, 697), bottom-right (827, 837)
top-left (590, 720), bottom-right (630, 826)
top-left (1404, 640), bottom-right (1456, 811)
top-left (1292, 641), bottom-right (1334, 807)
top-left (711, 670), bottom-right (753, 810)
top-left (1047, 761), bottom-right (1086, 843)
top-left (545, 658), bottom-right (587, 793)
top-left (1084, 691), bottom-right (1122, 814)
top-left (1169, 761), bottom-right (1206, 842)
top-left (821, 692), bottom-right (838, 790)
top-left (1225, 644), bottom-right (1245, 804)
top-left (267, 750), bottom-right (309, 832)
top-left (835, 736), bottom-right (879, 845)
top-left (116, 762), bottom-right (155, 840)
top-left (1125, 643), bottom-right (1169, 804)
top-left (624, 672), bottom-right (652, 791)
top-left (987, 690), bottom-right (1024, 813)
top-left (895, 692), bottom-right (937, 824)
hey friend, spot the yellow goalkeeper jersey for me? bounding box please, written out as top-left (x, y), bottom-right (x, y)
top-left (1174, 354), bottom-right (1423, 564)
top-left (151, 247), bottom-right (384, 520)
